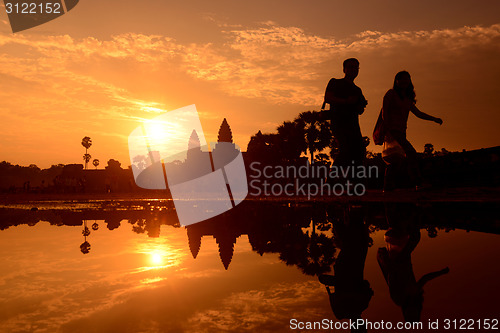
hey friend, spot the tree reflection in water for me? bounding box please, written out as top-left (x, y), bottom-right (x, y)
top-left (0, 199), bottom-right (498, 328)
top-left (80, 220), bottom-right (91, 254)
top-left (185, 202), bottom-right (337, 273)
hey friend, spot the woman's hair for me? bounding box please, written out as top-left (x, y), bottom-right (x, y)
top-left (393, 71), bottom-right (416, 103)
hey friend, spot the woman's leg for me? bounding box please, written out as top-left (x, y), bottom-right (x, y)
top-left (384, 163), bottom-right (395, 191)
top-left (390, 131), bottom-right (422, 186)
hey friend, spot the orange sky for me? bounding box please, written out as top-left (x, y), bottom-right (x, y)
top-left (0, 0), bottom-right (499, 168)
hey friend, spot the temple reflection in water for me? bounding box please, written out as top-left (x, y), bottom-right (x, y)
top-left (0, 200), bottom-right (498, 332)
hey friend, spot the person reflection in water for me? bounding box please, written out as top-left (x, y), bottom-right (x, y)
top-left (319, 205), bottom-right (373, 333)
top-left (377, 204), bottom-right (449, 322)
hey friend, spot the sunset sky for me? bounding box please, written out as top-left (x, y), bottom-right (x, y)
top-left (0, 0), bottom-right (499, 168)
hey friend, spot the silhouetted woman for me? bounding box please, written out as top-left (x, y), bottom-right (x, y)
top-left (382, 71), bottom-right (443, 190)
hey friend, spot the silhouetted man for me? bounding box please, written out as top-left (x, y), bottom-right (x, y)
top-left (323, 58), bottom-right (367, 166)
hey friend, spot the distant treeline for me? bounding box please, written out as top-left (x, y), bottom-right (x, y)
top-left (1, 145), bottom-right (499, 194)
top-left (0, 159), bottom-right (135, 193)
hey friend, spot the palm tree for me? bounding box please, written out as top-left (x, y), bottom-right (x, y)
top-left (80, 220), bottom-right (91, 254)
top-left (295, 111), bottom-right (331, 164)
top-left (81, 136), bottom-right (92, 169)
top-left (276, 121), bottom-right (307, 163)
top-left (92, 159), bottom-right (99, 169)
top-left (83, 153), bottom-right (92, 167)
top-left (80, 241), bottom-right (91, 254)
top-left (424, 143), bottom-right (434, 157)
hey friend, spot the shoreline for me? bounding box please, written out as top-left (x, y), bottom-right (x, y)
top-left (1, 186), bottom-right (499, 205)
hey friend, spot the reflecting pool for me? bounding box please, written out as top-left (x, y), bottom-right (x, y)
top-left (0, 200), bottom-right (498, 332)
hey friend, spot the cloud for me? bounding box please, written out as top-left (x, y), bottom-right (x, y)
top-left (1, 21), bottom-right (499, 165)
top-left (2, 22), bottom-right (499, 109)
top-left (185, 281), bottom-right (328, 332)
top-left (347, 24), bottom-right (500, 51)
top-left (178, 22), bottom-right (500, 105)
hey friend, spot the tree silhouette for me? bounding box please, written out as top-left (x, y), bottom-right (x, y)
top-left (81, 136), bottom-right (92, 169)
top-left (295, 111), bottom-right (331, 164)
top-left (92, 159), bottom-right (99, 169)
top-left (440, 148), bottom-right (450, 155)
top-left (82, 225), bottom-right (91, 236)
top-left (424, 143), bottom-right (435, 157)
top-left (297, 232), bottom-right (336, 276)
top-left (83, 153), bottom-right (91, 166)
top-left (132, 155), bottom-right (147, 171)
top-left (276, 121), bottom-right (307, 163)
top-left (246, 131), bottom-right (283, 164)
top-left (106, 159), bottom-right (122, 170)
top-left (80, 220), bottom-right (91, 254)
top-left (314, 153), bottom-right (331, 167)
top-left (80, 241), bottom-right (91, 254)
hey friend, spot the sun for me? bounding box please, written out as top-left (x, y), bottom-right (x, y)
top-left (150, 252), bottom-right (164, 266)
top-left (144, 121), bottom-right (169, 143)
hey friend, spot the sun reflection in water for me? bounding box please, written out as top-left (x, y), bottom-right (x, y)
top-left (150, 251), bottom-right (164, 266)
top-left (134, 238), bottom-right (185, 275)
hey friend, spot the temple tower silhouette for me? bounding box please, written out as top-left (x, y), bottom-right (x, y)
top-left (215, 233), bottom-right (236, 270)
top-left (185, 212), bottom-right (247, 270)
top-left (187, 227), bottom-right (202, 259)
top-left (212, 118), bottom-right (239, 171)
top-left (187, 129), bottom-right (202, 160)
top-left (218, 118), bottom-right (233, 143)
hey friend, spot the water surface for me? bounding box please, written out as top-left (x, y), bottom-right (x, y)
top-left (0, 201), bottom-right (498, 332)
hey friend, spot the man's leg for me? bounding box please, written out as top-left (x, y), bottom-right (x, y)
top-left (331, 122), bottom-right (349, 167)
